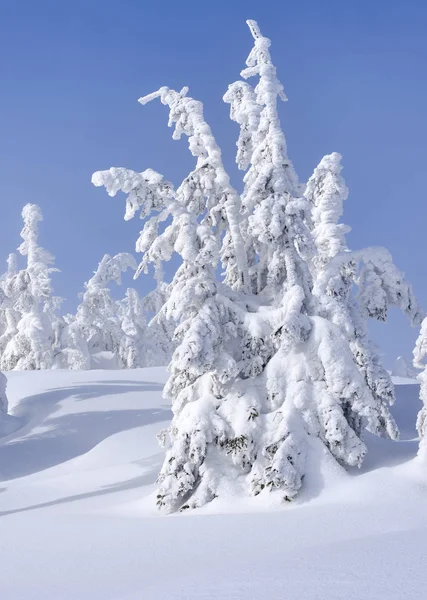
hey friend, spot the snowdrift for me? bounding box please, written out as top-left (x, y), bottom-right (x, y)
top-left (0, 368), bottom-right (426, 600)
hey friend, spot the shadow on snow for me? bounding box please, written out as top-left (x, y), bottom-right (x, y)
top-left (0, 380), bottom-right (170, 481)
top-left (0, 454), bottom-right (163, 517)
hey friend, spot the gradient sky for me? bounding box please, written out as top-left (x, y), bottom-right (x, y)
top-left (0, 0), bottom-right (426, 366)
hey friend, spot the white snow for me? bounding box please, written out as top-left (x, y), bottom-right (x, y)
top-left (0, 367), bottom-right (426, 599)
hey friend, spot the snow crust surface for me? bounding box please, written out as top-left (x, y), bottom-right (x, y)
top-left (0, 368), bottom-right (426, 599)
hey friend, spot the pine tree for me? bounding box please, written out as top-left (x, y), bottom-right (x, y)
top-left (117, 285), bottom-right (172, 368)
top-left (93, 90), bottom-right (246, 511)
top-left (306, 152), bottom-right (422, 442)
top-left (93, 20), bottom-right (422, 511)
top-left (63, 253), bottom-right (137, 369)
top-left (1, 204), bottom-right (63, 370)
top-left (0, 254), bottom-right (20, 359)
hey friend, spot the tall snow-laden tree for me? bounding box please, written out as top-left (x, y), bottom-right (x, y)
top-left (93, 19), bottom-right (422, 512)
top-left (93, 88), bottom-right (248, 512)
top-left (220, 22), bottom-right (398, 501)
top-left (413, 318), bottom-right (427, 460)
top-left (62, 253), bottom-right (137, 369)
top-left (1, 204), bottom-right (63, 371)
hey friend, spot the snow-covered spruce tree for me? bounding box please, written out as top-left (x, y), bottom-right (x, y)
top-left (117, 287), bottom-right (149, 369)
top-left (392, 356), bottom-right (419, 379)
top-left (1, 204), bottom-right (63, 371)
top-left (220, 22), bottom-right (393, 499)
top-left (93, 86), bottom-right (254, 511)
top-left (305, 152), bottom-right (422, 442)
top-left (413, 318), bottom-right (427, 460)
top-left (62, 253), bottom-right (137, 369)
top-left (93, 20), bottom-right (422, 512)
top-left (0, 254), bottom-right (20, 358)
top-left (117, 284), bottom-right (173, 368)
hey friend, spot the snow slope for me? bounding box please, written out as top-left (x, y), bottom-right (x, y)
top-left (0, 368), bottom-right (426, 599)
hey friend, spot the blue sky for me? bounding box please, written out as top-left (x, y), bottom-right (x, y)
top-left (0, 0), bottom-right (426, 365)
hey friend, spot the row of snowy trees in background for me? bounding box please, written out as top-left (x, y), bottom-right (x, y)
top-left (0, 204), bottom-right (171, 371)
top-left (92, 19), bottom-right (425, 512)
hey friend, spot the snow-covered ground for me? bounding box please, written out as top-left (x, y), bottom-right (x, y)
top-left (0, 368), bottom-right (426, 599)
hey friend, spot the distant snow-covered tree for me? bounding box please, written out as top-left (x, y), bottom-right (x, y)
top-left (63, 253), bottom-right (137, 370)
top-left (392, 356), bottom-right (419, 379)
top-left (117, 285), bottom-right (171, 368)
top-left (0, 254), bottom-right (20, 358)
top-left (1, 204), bottom-right (63, 371)
top-left (117, 287), bottom-right (148, 369)
top-left (93, 19), bottom-right (422, 512)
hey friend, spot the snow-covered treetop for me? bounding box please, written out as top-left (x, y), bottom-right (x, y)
top-left (87, 252), bottom-right (137, 289)
top-left (6, 253), bottom-right (18, 276)
top-left (225, 20), bottom-right (312, 297)
top-left (240, 19), bottom-right (300, 203)
top-left (223, 81), bottom-right (261, 171)
top-left (138, 86), bottom-right (249, 290)
top-left (6, 203), bottom-right (61, 314)
top-left (305, 152), bottom-right (350, 270)
top-left (19, 204), bottom-right (53, 268)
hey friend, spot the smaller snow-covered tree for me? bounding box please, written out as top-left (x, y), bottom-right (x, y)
top-left (117, 287), bottom-right (147, 369)
top-left (0, 254), bottom-right (20, 358)
top-left (63, 253), bottom-right (137, 369)
top-left (1, 204), bottom-right (63, 371)
top-left (117, 285), bottom-right (172, 368)
top-left (392, 356), bottom-right (419, 379)
top-left (307, 152), bottom-right (423, 443)
top-left (413, 318), bottom-right (427, 460)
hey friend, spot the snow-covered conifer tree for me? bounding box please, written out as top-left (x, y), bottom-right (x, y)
top-left (117, 285), bottom-right (172, 368)
top-left (117, 287), bottom-right (148, 368)
top-left (413, 318), bottom-right (427, 459)
top-left (63, 253), bottom-right (137, 369)
top-left (93, 86), bottom-right (250, 511)
top-left (1, 205), bottom-right (63, 370)
top-left (0, 254), bottom-right (20, 358)
top-left (392, 356), bottom-right (419, 379)
top-left (93, 20), bottom-right (422, 511)
top-left (306, 152), bottom-right (423, 442)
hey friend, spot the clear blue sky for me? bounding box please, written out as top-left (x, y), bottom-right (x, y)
top-left (0, 0), bottom-right (426, 366)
